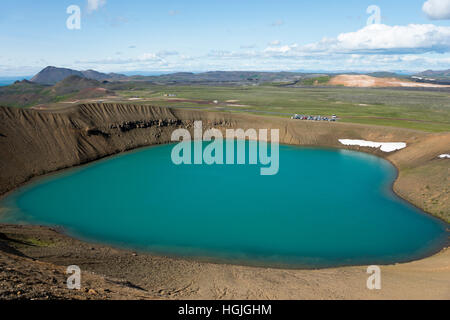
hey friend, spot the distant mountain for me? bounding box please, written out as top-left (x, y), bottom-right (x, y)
top-left (80, 69), bottom-right (127, 82)
top-left (414, 69), bottom-right (450, 80)
top-left (366, 71), bottom-right (407, 78)
top-left (128, 71), bottom-right (308, 84)
top-left (34, 68), bottom-right (449, 87)
top-left (0, 79), bottom-right (49, 107)
top-left (411, 69), bottom-right (450, 85)
top-left (31, 67), bottom-right (84, 85)
top-left (51, 75), bottom-right (115, 99)
top-left (31, 67), bottom-right (450, 86)
top-left (31, 66), bottom-right (127, 85)
top-left (0, 75), bottom-right (113, 107)
top-left (49, 75), bottom-right (103, 95)
top-left (0, 76), bottom-right (32, 87)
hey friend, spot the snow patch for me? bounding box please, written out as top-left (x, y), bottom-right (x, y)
top-left (339, 139), bottom-right (407, 152)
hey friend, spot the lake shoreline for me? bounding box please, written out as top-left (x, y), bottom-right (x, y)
top-left (1, 223), bottom-right (449, 300)
top-left (3, 144), bottom-right (447, 271)
top-left (0, 104), bottom-right (449, 299)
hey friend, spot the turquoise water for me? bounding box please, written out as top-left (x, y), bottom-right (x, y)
top-left (1, 142), bottom-right (447, 268)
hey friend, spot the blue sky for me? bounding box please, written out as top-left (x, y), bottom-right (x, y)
top-left (1, 0), bottom-right (450, 75)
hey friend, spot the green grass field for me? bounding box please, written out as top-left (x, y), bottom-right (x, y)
top-left (4, 80), bottom-right (448, 132)
top-left (115, 85), bottom-right (450, 132)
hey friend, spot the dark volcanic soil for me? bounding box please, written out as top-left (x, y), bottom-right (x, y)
top-left (0, 224), bottom-right (193, 300)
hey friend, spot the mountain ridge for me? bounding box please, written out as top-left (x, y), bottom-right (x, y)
top-left (29, 66), bottom-right (450, 86)
top-left (31, 66), bottom-right (127, 85)
top-left (0, 75), bottom-right (113, 107)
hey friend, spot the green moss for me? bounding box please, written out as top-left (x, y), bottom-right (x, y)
top-left (24, 238), bottom-right (55, 247)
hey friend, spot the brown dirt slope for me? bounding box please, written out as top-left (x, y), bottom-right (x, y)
top-left (0, 226), bottom-right (156, 300)
top-left (1, 224), bottom-right (449, 300)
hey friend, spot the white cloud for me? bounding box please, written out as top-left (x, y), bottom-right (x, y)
top-left (139, 53), bottom-right (160, 61)
top-left (76, 52), bottom-right (165, 65)
top-left (264, 44), bottom-right (298, 54)
top-left (9, 19), bottom-right (450, 75)
top-left (87, 0), bottom-right (106, 13)
top-left (423, 0), bottom-right (450, 20)
top-left (265, 24), bottom-right (450, 56)
top-left (157, 50), bottom-right (179, 57)
top-left (12, 49), bottom-right (450, 75)
top-left (207, 50), bottom-right (258, 59)
top-left (332, 24), bottom-right (450, 54)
